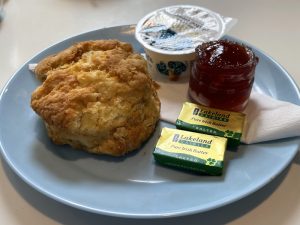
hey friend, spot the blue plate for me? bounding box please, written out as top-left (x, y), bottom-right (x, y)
top-left (0, 25), bottom-right (299, 218)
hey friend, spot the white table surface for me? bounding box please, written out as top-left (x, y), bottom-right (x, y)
top-left (1, 0), bottom-right (300, 224)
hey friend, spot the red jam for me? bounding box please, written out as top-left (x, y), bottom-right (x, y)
top-left (189, 40), bottom-right (259, 112)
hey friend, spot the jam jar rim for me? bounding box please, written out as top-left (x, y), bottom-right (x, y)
top-left (195, 40), bottom-right (259, 70)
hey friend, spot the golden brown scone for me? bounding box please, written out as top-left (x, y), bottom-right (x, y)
top-left (31, 40), bottom-right (160, 156)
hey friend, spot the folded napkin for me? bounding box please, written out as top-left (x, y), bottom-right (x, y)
top-left (157, 77), bottom-right (300, 144)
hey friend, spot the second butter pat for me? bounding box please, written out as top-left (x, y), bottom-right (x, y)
top-left (176, 102), bottom-right (245, 146)
top-left (153, 127), bottom-right (227, 175)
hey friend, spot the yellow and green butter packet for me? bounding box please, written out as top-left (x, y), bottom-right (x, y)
top-left (176, 102), bottom-right (245, 147)
top-left (153, 128), bottom-right (227, 175)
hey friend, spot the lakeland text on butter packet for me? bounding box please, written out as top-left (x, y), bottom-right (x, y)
top-left (153, 127), bottom-right (227, 175)
top-left (176, 102), bottom-right (245, 146)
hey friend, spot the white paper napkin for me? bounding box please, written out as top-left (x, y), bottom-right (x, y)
top-left (241, 92), bottom-right (300, 143)
top-left (157, 77), bottom-right (300, 144)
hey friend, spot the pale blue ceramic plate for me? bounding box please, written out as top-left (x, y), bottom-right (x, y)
top-left (0, 25), bottom-right (299, 219)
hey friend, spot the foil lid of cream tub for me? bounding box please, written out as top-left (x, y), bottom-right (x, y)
top-left (135, 5), bottom-right (237, 55)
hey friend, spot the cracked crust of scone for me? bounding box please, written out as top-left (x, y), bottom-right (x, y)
top-left (31, 40), bottom-right (160, 156)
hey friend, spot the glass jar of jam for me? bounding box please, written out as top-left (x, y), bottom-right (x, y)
top-left (189, 40), bottom-right (259, 112)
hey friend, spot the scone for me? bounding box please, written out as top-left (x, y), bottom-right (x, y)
top-left (31, 40), bottom-right (160, 156)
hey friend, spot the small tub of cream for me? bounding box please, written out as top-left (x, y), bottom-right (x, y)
top-left (135, 5), bottom-right (236, 81)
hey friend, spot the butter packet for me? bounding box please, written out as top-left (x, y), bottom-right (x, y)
top-left (153, 128), bottom-right (227, 175)
top-left (176, 102), bottom-right (245, 146)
